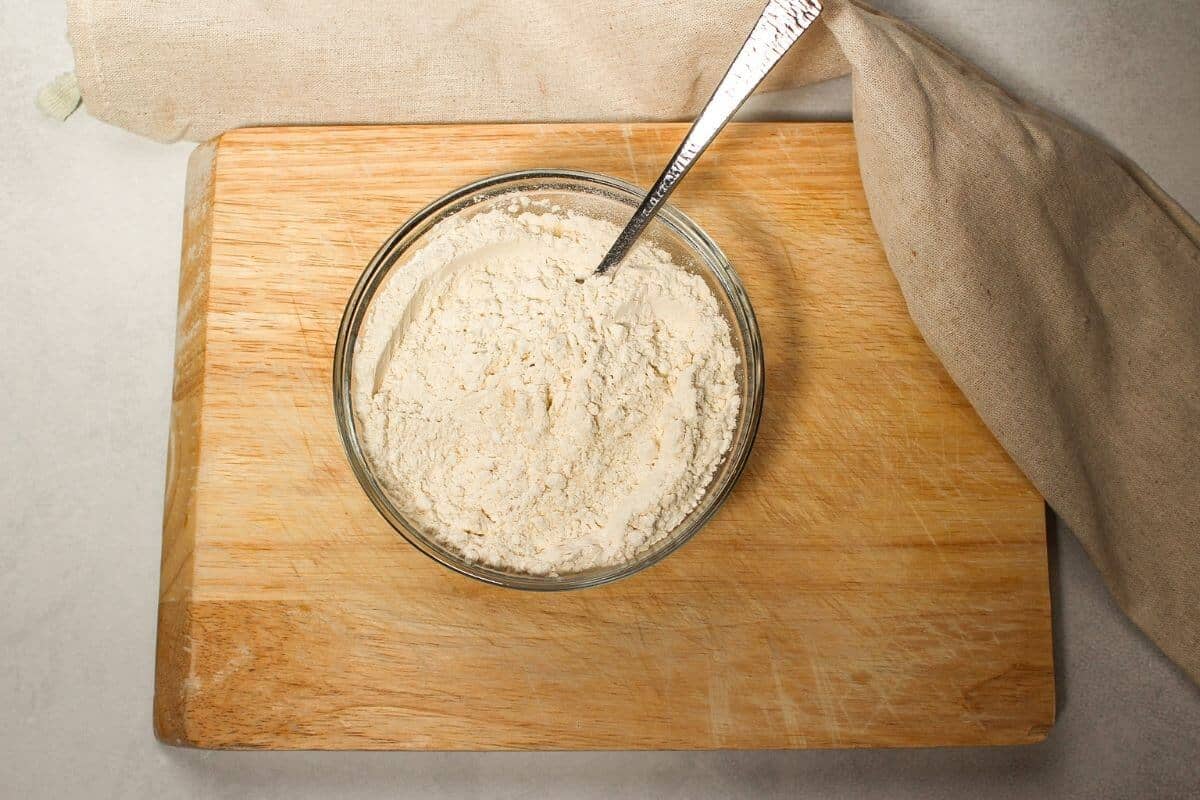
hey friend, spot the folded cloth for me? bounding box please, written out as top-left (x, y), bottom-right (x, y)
top-left (66, 0), bottom-right (1200, 682)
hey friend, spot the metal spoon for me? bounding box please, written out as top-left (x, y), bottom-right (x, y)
top-left (594, 0), bottom-right (823, 276)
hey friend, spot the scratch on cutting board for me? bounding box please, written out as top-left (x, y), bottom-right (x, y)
top-left (767, 646), bottom-right (804, 744)
top-left (208, 644), bottom-right (253, 688)
top-left (622, 124), bottom-right (642, 184)
top-left (861, 679), bottom-right (903, 731)
top-left (339, 211), bottom-right (364, 261)
top-left (808, 654), bottom-right (843, 746)
top-left (905, 497), bottom-right (950, 565)
top-left (849, 613), bottom-right (906, 730)
top-left (287, 293), bottom-right (319, 359)
top-left (186, 644), bottom-right (253, 695)
top-left (773, 132), bottom-right (798, 170)
top-left (706, 671), bottom-right (733, 744)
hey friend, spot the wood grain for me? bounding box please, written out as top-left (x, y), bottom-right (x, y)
top-left (155, 123), bottom-right (1054, 750)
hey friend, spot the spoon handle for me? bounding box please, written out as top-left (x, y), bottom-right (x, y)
top-left (595, 0), bottom-right (823, 275)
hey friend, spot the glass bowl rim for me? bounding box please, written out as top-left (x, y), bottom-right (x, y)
top-left (332, 168), bottom-right (764, 591)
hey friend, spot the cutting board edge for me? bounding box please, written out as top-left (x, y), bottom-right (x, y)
top-left (154, 140), bottom-right (218, 746)
top-left (152, 685), bottom-right (1055, 750)
top-left (213, 119), bottom-right (857, 145)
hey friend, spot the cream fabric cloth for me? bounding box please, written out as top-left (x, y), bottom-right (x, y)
top-left (66, 0), bottom-right (1200, 682)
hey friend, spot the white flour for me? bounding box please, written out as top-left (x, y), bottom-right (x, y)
top-left (352, 200), bottom-right (740, 575)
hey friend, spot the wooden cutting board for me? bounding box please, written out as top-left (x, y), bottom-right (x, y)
top-left (155, 123), bottom-right (1054, 750)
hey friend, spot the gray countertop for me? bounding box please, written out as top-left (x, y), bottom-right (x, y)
top-left (3, 1), bottom-right (1199, 797)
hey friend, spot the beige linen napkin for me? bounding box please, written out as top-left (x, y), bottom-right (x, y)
top-left (65, 0), bottom-right (1200, 682)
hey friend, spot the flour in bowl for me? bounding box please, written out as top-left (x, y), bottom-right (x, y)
top-left (352, 200), bottom-right (740, 575)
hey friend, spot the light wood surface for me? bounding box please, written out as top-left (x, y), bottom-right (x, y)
top-left (155, 123), bottom-right (1054, 750)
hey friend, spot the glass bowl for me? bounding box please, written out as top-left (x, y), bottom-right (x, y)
top-left (332, 170), bottom-right (763, 590)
